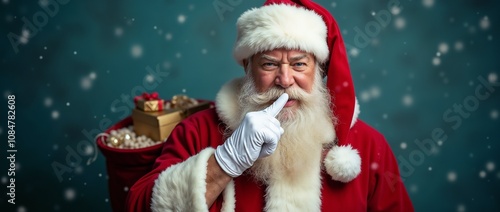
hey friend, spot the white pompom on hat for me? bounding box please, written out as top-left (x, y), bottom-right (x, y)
top-left (233, 0), bottom-right (361, 183)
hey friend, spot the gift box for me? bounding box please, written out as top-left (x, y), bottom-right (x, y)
top-left (134, 92), bottom-right (164, 112)
top-left (136, 99), bottom-right (164, 112)
top-left (132, 101), bottom-right (211, 141)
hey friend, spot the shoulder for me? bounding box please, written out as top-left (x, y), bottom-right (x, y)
top-left (348, 119), bottom-right (393, 157)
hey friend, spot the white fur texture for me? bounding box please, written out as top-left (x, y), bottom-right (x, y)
top-left (151, 148), bottom-right (214, 212)
top-left (233, 4), bottom-right (328, 65)
top-left (324, 145), bottom-right (361, 183)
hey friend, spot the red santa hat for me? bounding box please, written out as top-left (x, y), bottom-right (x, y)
top-left (233, 0), bottom-right (361, 183)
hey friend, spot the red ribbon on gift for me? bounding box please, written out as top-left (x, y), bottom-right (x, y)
top-left (134, 92), bottom-right (160, 103)
top-left (134, 92), bottom-right (163, 111)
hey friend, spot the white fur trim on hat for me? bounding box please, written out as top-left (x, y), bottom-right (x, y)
top-left (324, 145), bottom-right (361, 183)
top-left (233, 4), bottom-right (329, 65)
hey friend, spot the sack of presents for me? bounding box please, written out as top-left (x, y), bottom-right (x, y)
top-left (95, 92), bottom-right (212, 212)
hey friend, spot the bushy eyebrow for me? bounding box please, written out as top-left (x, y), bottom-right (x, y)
top-left (260, 54), bottom-right (279, 62)
top-left (260, 54), bottom-right (309, 62)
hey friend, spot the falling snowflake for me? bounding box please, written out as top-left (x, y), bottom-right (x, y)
top-left (360, 91), bottom-right (370, 102)
top-left (488, 72), bottom-right (497, 83)
top-left (131, 44), bottom-right (143, 58)
top-left (400, 142), bottom-right (407, 149)
top-left (39, 55), bottom-right (43, 60)
top-left (2, 0), bottom-right (10, 4)
top-left (409, 184), bottom-right (418, 193)
top-left (177, 14), bottom-right (186, 24)
top-left (491, 110), bottom-right (499, 120)
top-left (81, 77), bottom-right (92, 90)
top-left (447, 171), bottom-right (457, 182)
top-left (89, 72), bottom-right (97, 80)
top-left (432, 57), bottom-right (441, 66)
top-left (17, 206), bottom-right (27, 212)
top-left (20, 29), bottom-right (30, 44)
top-left (394, 17), bottom-right (406, 30)
top-left (438, 42), bottom-right (449, 54)
top-left (64, 188), bottom-right (76, 201)
top-left (422, 0), bottom-right (434, 8)
top-left (370, 11), bottom-right (375, 16)
top-left (175, 52), bottom-right (182, 59)
top-left (330, 2), bottom-right (337, 8)
top-left (428, 167), bottom-right (432, 171)
top-left (44, 97), bottom-right (53, 107)
top-left (402, 94), bottom-right (413, 106)
top-left (391, 6), bottom-right (401, 15)
top-left (145, 74), bottom-right (155, 83)
top-left (349, 47), bottom-right (360, 57)
top-left (1, 176), bottom-right (6, 184)
top-left (165, 33), bottom-right (173, 40)
top-left (114, 27), bottom-right (123, 37)
top-left (486, 161), bottom-right (495, 172)
top-left (479, 16), bottom-right (490, 30)
top-left (370, 86), bottom-right (381, 98)
top-left (0, 127), bottom-right (2, 135)
top-left (51, 110), bottom-right (60, 119)
top-left (382, 113), bottom-right (388, 119)
top-left (73, 51), bottom-right (77, 55)
top-left (201, 48), bottom-right (208, 54)
top-left (457, 204), bottom-right (466, 212)
top-left (124, 186), bottom-right (129, 192)
top-left (66, 102), bottom-right (70, 106)
top-left (74, 166), bottom-right (83, 174)
top-left (454, 41), bottom-right (464, 51)
top-left (479, 170), bottom-right (487, 178)
top-left (163, 61), bottom-right (171, 70)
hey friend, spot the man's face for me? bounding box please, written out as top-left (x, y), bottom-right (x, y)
top-left (247, 49), bottom-right (316, 110)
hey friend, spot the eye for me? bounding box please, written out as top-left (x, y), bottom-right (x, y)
top-left (262, 62), bottom-right (278, 70)
top-left (293, 62), bottom-right (306, 67)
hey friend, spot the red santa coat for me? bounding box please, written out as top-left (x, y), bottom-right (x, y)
top-left (126, 79), bottom-right (413, 212)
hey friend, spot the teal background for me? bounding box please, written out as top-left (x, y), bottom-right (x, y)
top-left (1, 0), bottom-right (499, 211)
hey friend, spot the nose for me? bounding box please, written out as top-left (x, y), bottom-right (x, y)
top-left (275, 64), bottom-right (294, 88)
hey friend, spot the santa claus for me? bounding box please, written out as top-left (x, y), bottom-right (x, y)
top-left (126, 0), bottom-right (414, 211)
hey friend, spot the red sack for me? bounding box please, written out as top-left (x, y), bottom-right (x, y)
top-left (96, 116), bottom-right (163, 212)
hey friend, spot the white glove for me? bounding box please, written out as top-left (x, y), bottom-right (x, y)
top-left (215, 93), bottom-right (289, 177)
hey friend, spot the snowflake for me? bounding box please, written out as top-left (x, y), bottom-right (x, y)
top-left (114, 27), bottom-right (123, 37)
top-left (17, 206), bottom-right (27, 212)
top-left (89, 72), bottom-right (97, 80)
top-left (44, 97), bottom-right (53, 107)
top-left (432, 57), bottom-right (441, 66)
top-left (66, 102), bottom-right (70, 106)
top-left (447, 171), bottom-right (457, 182)
top-left (177, 14), bottom-right (186, 24)
top-left (400, 142), bottom-right (407, 149)
top-left (479, 170), bottom-right (487, 178)
top-left (422, 0), bottom-right (434, 8)
top-left (201, 48), bottom-right (208, 54)
top-left (80, 77), bottom-right (92, 90)
top-left (64, 188), bottom-right (76, 201)
top-left (131, 44), bottom-right (143, 58)
top-left (402, 94), bottom-right (413, 106)
top-left (1, 176), bottom-right (6, 184)
top-left (394, 17), bottom-right (406, 30)
top-left (488, 72), bottom-right (497, 83)
top-left (491, 110), bottom-right (499, 120)
top-left (457, 204), bottom-right (466, 212)
top-left (370, 162), bottom-right (379, 170)
top-left (145, 74), bottom-right (155, 83)
top-left (454, 41), bottom-right (464, 51)
top-left (486, 161), bottom-right (495, 172)
top-left (51, 110), bottom-right (60, 119)
top-left (165, 33), bottom-right (173, 41)
top-left (438, 42), bottom-right (449, 54)
top-left (391, 6), bottom-right (401, 15)
top-left (73, 51), bottom-right (77, 55)
top-left (479, 16), bottom-right (490, 30)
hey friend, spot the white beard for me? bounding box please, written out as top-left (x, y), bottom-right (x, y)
top-left (235, 69), bottom-right (336, 184)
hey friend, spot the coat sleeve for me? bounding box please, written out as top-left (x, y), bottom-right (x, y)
top-left (367, 135), bottom-right (414, 212)
top-left (125, 111), bottom-right (222, 212)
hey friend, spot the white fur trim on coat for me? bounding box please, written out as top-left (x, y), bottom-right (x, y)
top-left (151, 148), bottom-right (236, 212)
top-left (233, 4), bottom-right (329, 65)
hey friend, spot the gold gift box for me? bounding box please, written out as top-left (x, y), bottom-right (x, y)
top-left (136, 99), bottom-right (164, 112)
top-left (132, 101), bottom-right (211, 141)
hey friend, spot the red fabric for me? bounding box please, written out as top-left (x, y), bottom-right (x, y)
top-left (96, 117), bottom-right (164, 212)
top-left (125, 109), bottom-right (414, 211)
top-left (264, 0), bottom-right (355, 149)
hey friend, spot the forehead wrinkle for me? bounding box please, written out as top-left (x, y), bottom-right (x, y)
top-left (289, 54), bottom-right (309, 62)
